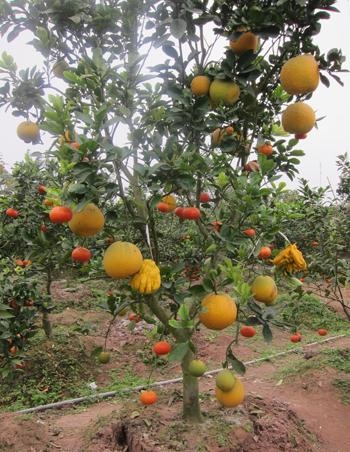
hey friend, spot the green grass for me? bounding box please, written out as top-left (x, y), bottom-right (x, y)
top-left (332, 379), bottom-right (350, 404)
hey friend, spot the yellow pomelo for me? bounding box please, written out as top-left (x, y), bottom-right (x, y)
top-left (199, 293), bottom-right (237, 330)
top-left (16, 121), bottom-right (40, 143)
top-left (216, 369), bottom-right (236, 392)
top-left (251, 275), bottom-right (278, 305)
top-left (215, 377), bottom-right (245, 407)
top-left (229, 31), bottom-right (259, 55)
top-left (209, 80), bottom-right (240, 106)
top-left (281, 102), bottom-right (316, 135)
top-left (280, 54), bottom-right (319, 95)
top-left (190, 75), bottom-right (211, 96)
top-left (103, 241), bottom-right (143, 279)
top-left (68, 203), bottom-right (105, 237)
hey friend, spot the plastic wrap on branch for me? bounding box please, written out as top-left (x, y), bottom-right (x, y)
top-left (130, 259), bottom-right (161, 294)
top-left (272, 243), bottom-right (307, 274)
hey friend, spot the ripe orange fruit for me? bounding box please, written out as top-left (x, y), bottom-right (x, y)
top-left (281, 102), bottom-right (316, 135)
top-left (156, 202), bottom-right (171, 213)
top-left (243, 228), bottom-right (256, 237)
top-left (71, 246), bottom-right (92, 263)
top-left (103, 241), bottom-right (143, 279)
top-left (153, 341), bottom-right (172, 355)
top-left (199, 192), bottom-right (211, 203)
top-left (68, 203), bottom-right (105, 237)
top-left (49, 206), bottom-right (73, 223)
top-left (251, 275), bottom-right (278, 305)
top-left (6, 208), bottom-right (19, 218)
top-left (215, 377), bottom-right (245, 408)
top-left (211, 220), bottom-right (222, 232)
top-left (128, 312), bottom-right (142, 322)
top-left (174, 207), bottom-right (185, 218)
top-left (318, 328), bottom-right (328, 336)
top-left (22, 259), bottom-right (32, 267)
top-left (229, 31), bottom-right (259, 55)
top-left (43, 198), bottom-right (54, 207)
top-left (139, 390), bottom-right (157, 405)
top-left (258, 246), bottom-right (272, 260)
top-left (225, 126), bottom-right (234, 135)
top-left (190, 75), bottom-right (211, 96)
top-left (209, 79), bottom-right (240, 106)
top-left (161, 194), bottom-right (177, 211)
top-left (280, 54), bottom-right (319, 95)
top-left (257, 143), bottom-right (273, 156)
top-left (16, 121), bottom-right (40, 143)
top-left (182, 207), bottom-right (201, 220)
top-left (199, 293), bottom-right (237, 331)
top-left (290, 333), bottom-right (302, 343)
top-left (240, 325), bottom-right (256, 338)
top-left (37, 184), bottom-right (47, 195)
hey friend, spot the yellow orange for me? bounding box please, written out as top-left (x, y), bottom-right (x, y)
top-left (103, 241), bottom-right (143, 279)
top-left (209, 80), bottom-right (240, 106)
top-left (199, 293), bottom-right (237, 330)
top-left (281, 102), bottom-right (316, 135)
top-left (190, 75), bottom-right (211, 96)
top-left (68, 203), bottom-right (105, 237)
top-left (280, 54), bottom-right (319, 95)
top-left (215, 377), bottom-right (245, 407)
top-left (229, 32), bottom-right (259, 55)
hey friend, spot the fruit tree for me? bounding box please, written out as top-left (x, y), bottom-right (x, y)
top-left (0, 0), bottom-right (345, 422)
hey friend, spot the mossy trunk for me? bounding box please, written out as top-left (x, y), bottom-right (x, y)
top-left (42, 310), bottom-right (52, 339)
top-left (181, 349), bottom-right (202, 422)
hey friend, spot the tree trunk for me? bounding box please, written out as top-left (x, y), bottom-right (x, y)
top-left (42, 310), bottom-right (52, 339)
top-left (181, 349), bottom-right (202, 422)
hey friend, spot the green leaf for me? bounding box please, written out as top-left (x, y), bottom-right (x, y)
top-left (226, 348), bottom-right (246, 375)
top-left (168, 342), bottom-right (190, 362)
top-left (178, 303), bottom-right (190, 321)
top-left (168, 319), bottom-right (182, 329)
top-left (0, 310), bottom-right (14, 319)
top-left (262, 323), bottom-right (273, 343)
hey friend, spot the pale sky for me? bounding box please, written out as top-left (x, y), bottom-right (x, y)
top-left (1, 0), bottom-right (350, 192)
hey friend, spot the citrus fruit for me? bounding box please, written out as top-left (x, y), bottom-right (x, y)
top-left (174, 207), bottom-right (185, 218)
top-left (251, 275), bottom-right (278, 305)
top-left (229, 31), bottom-right (259, 55)
top-left (49, 206), bottom-right (73, 223)
top-left (103, 241), bottom-right (143, 279)
top-left (216, 369), bottom-right (236, 392)
top-left (209, 79), bottom-right (240, 106)
top-left (6, 208), bottom-right (19, 218)
top-left (162, 194), bottom-right (177, 211)
top-left (257, 143), bottom-right (273, 156)
top-left (258, 246), bottom-right (272, 260)
top-left (68, 203), bottom-right (105, 237)
top-left (16, 121), bottom-right (40, 143)
top-left (98, 351), bottom-right (111, 363)
top-left (318, 328), bottom-right (328, 336)
top-left (71, 246), bottom-right (92, 263)
top-left (37, 184), bottom-right (47, 195)
top-left (199, 293), bottom-right (237, 330)
top-left (52, 59), bottom-right (70, 78)
top-left (157, 201), bottom-right (171, 213)
top-left (280, 54), bottom-right (319, 95)
top-left (190, 75), bottom-right (211, 96)
top-left (153, 340), bottom-right (172, 355)
top-left (199, 192), bottom-right (210, 203)
top-left (240, 325), bottom-right (256, 338)
top-left (182, 207), bottom-right (201, 220)
top-left (243, 228), bottom-right (256, 237)
top-left (281, 102), bottom-right (316, 135)
top-left (290, 333), bottom-right (302, 343)
top-left (215, 377), bottom-right (245, 407)
top-left (188, 359), bottom-right (207, 377)
top-left (139, 390), bottom-right (157, 405)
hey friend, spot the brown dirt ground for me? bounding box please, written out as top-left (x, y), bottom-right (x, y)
top-left (0, 283), bottom-right (349, 452)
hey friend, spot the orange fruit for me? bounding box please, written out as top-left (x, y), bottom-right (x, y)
top-left (68, 203), bottom-right (105, 237)
top-left (103, 241), bottom-right (143, 279)
top-left (257, 143), bottom-right (273, 156)
top-left (16, 121), bottom-right (40, 143)
top-left (43, 198), bottom-right (54, 207)
top-left (6, 208), bottom-right (19, 218)
top-left (157, 202), bottom-right (171, 213)
top-left (251, 275), bottom-right (278, 305)
top-left (153, 340), bottom-right (172, 355)
top-left (258, 246), bottom-right (272, 260)
top-left (128, 312), bottom-right (142, 322)
top-left (240, 326), bottom-right (256, 338)
top-left (280, 54), bottom-right (319, 95)
top-left (243, 228), bottom-right (256, 237)
top-left (209, 79), bottom-right (240, 106)
top-left (281, 102), bottom-right (315, 135)
top-left (199, 192), bottom-right (211, 203)
top-left (229, 31), bottom-right (259, 55)
top-left (161, 194), bottom-right (177, 211)
top-left (190, 75), bottom-right (211, 96)
top-left (215, 377), bottom-right (245, 407)
top-left (290, 333), bottom-right (302, 343)
top-left (318, 328), bottom-right (328, 336)
top-left (49, 206), bottom-right (73, 223)
top-left (139, 390), bottom-right (158, 405)
top-left (71, 247), bottom-right (92, 263)
top-left (199, 293), bottom-right (237, 331)
top-left (37, 184), bottom-right (47, 195)
top-left (182, 207), bottom-right (201, 220)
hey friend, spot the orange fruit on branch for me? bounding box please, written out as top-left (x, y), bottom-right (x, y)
top-left (280, 54), bottom-right (319, 95)
top-left (68, 203), bottom-right (105, 237)
top-left (257, 143), bottom-right (273, 156)
top-left (49, 206), bottom-right (73, 223)
top-left (103, 241), bottom-right (143, 279)
top-left (209, 79), bottom-right (240, 106)
top-left (71, 246), bottom-right (92, 263)
top-left (229, 31), bottom-right (259, 55)
top-left (153, 340), bottom-right (172, 356)
top-left (281, 102), bottom-right (316, 135)
top-left (190, 75), bottom-right (211, 96)
top-left (251, 275), bottom-right (278, 305)
top-left (240, 325), bottom-right (256, 338)
top-left (215, 376), bottom-right (245, 408)
top-left (156, 201), bottom-right (171, 213)
top-left (258, 246), bottom-right (272, 260)
top-left (6, 208), bottom-right (19, 218)
top-left (199, 293), bottom-right (237, 331)
top-left (243, 228), bottom-right (256, 237)
top-left (16, 121), bottom-right (40, 143)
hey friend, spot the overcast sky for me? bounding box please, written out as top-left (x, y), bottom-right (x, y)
top-left (1, 0), bottom-right (350, 193)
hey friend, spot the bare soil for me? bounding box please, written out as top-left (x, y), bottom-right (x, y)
top-left (0, 282), bottom-right (349, 452)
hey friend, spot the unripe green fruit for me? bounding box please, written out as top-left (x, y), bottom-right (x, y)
top-left (215, 369), bottom-right (236, 392)
top-left (188, 359), bottom-right (207, 377)
top-left (98, 351), bottom-right (111, 364)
